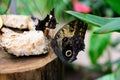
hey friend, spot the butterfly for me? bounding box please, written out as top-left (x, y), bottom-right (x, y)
top-left (34, 8), bottom-right (57, 38)
top-left (35, 8), bottom-right (57, 31)
top-left (51, 20), bottom-right (88, 62)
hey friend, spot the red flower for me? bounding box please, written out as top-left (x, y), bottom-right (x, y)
top-left (72, 0), bottom-right (91, 13)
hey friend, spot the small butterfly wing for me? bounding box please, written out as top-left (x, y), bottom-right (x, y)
top-left (35, 8), bottom-right (57, 31)
top-left (51, 20), bottom-right (88, 62)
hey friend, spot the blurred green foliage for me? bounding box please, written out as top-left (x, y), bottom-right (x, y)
top-left (89, 31), bottom-right (110, 64)
top-left (16, 0), bottom-right (73, 21)
top-left (0, 0), bottom-right (11, 14)
top-left (97, 66), bottom-right (120, 80)
top-left (105, 0), bottom-right (120, 15)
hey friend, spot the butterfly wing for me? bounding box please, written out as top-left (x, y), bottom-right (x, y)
top-left (51, 20), bottom-right (88, 62)
top-left (51, 39), bottom-right (65, 61)
top-left (35, 8), bottom-right (57, 31)
top-left (70, 20), bottom-right (88, 61)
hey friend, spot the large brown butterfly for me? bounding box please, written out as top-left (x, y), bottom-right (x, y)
top-left (51, 20), bottom-right (88, 62)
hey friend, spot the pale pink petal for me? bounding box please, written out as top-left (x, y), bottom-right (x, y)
top-left (73, 0), bottom-right (91, 13)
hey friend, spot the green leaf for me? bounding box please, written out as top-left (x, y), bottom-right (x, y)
top-left (94, 19), bottom-right (120, 34)
top-left (105, 0), bottom-right (120, 15)
top-left (97, 73), bottom-right (115, 80)
top-left (89, 29), bottom-right (110, 64)
top-left (66, 11), bottom-right (118, 27)
top-left (66, 11), bottom-right (120, 34)
top-left (0, 0), bottom-right (11, 14)
top-left (97, 67), bottom-right (120, 80)
top-left (115, 65), bottom-right (120, 80)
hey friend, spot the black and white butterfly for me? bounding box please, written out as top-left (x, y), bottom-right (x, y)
top-left (51, 20), bottom-right (88, 62)
top-left (35, 8), bottom-right (57, 31)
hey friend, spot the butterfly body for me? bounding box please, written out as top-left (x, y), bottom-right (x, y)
top-left (51, 20), bottom-right (88, 62)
